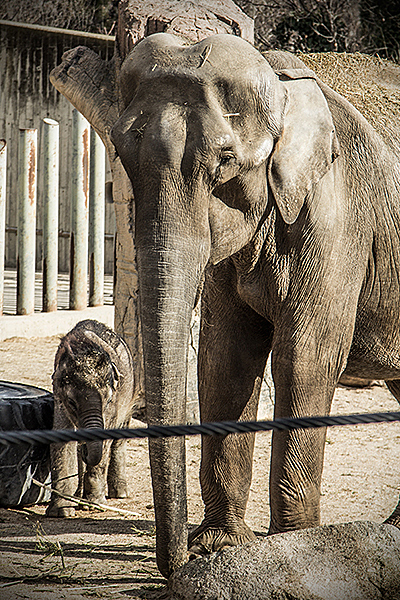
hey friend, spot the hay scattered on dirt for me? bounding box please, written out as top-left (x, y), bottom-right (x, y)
top-left (299, 52), bottom-right (400, 141)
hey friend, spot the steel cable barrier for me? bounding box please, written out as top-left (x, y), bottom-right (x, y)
top-left (1, 411), bottom-right (399, 507)
top-left (1, 411), bottom-right (400, 448)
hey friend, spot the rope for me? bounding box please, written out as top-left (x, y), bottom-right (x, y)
top-left (0, 411), bottom-right (399, 447)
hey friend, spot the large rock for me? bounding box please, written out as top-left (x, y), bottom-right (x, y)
top-left (169, 522), bottom-right (400, 600)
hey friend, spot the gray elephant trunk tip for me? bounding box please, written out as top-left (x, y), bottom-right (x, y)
top-left (81, 440), bottom-right (103, 466)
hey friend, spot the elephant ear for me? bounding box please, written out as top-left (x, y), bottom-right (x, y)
top-left (268, 69), bottom-right (340, 225)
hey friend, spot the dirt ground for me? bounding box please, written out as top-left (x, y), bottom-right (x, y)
top-left (0, 335), bottom-right (399, 599)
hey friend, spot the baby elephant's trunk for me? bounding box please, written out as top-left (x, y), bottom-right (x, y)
top-left (80, 408), bottom-right (105, 466)
top-left (81, 440), bottom-right (103, 466)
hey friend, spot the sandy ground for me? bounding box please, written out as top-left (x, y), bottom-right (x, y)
top-left (0, 335), bottom-right (399, 599)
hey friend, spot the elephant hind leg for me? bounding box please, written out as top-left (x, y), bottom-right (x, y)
top-left (382, 379), bottom-right (400, 529)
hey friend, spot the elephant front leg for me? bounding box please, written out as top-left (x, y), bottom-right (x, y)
top-left (268, 332), bottom-right (347, 534)
top-left (269, 427), bottom-right (328, 533)
top-left (382, 380), bottom-right (400, 529)
top-left (189, 263), bottom-right (272, 555)
top-left (189, 428), bottom-right (259, 556)
top-left (107, 438), bottom-right (128, 498)
top-left (46, 402), bottom-right (79, 518)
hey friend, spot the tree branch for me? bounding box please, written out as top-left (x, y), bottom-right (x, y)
top-left (32, 478), bottom-right (142, 518)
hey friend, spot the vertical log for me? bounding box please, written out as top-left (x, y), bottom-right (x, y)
top-left (17, 129), bottom-right (37, 316)
top-left (70, 109), bottom-right (90, 311)
top-left (89, 128), bottom-right (106, 307)
top-left (42, 118), bottom-right (59, 313)
top-left (116, 0), bottom-right (254, 59)
top-left (0, 140), bottom-right (6, 316)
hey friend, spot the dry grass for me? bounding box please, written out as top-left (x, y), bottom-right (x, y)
top-left (299, 52), bottom-right (400, 142)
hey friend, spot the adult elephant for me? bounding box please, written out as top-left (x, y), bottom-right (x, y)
top-left (111, 33), bottom-right (400, 577)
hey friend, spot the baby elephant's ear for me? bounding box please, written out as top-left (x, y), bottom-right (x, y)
top-left (54, 337), bottom-right (74, 371)
top-left (268, 71), bottom-right (340, 225)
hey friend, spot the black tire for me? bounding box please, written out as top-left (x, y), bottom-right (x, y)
top-left (0, 381), bottom-right (54, 507)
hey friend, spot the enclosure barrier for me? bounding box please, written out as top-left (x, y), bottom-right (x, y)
top-left (70, 110), bottom-right (90, 311)
top-left (0, 411), bottom-right (400, 447)
top-left (17, 128), bottom-right (37, 316)
top-left (89, 128), bottom-right (106, 308)
top-left (0, 140), bottom-right (6, 316)
top-left (42, 118), bottom-right (59, 313)
top-left (0, 109), bottom-right (107, 317)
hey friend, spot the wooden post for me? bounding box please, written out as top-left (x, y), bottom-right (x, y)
top-left (42, 118), bottom-right (59, 313)
top-left (69, 110), bottom-right (90, 311)
top-left (89, 128), bottom-right (106, 307)
top-left (17, 129), bottom-right (37, 316)
top-left (0, 140), bottom-right (6, 316)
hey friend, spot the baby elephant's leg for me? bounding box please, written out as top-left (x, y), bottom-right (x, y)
top-left (107, 438), bottom-right (128, 498)
top-left (46, 402), bottom-right (79, 518)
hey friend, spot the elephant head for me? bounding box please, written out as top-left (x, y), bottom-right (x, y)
top-left (53, 329), bottom-right (121, 467)
top-left (111, 33), bottom-right (339, 577)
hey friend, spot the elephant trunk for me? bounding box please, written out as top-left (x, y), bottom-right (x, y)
top-left (136, 188), bottom-right (210, 578)
top-left (80, 408), bottom-right (104, 467)
top-left (81, 440), bottom-right (103, 466)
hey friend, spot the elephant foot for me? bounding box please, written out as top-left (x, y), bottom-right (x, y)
top-left (45, 502), bottom-right (76, 518)
top-left (385, 516), bottom-right (400, 530)
top-left (83, 492), bottom-right (107, 507)
top-left (384, 502), bottom-right (400, 530)
top-left (107, 481), bottom-right (128, 499)
top-left (188, 521), bottom-right (256, 557)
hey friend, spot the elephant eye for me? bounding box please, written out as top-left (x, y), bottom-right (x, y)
top-left (219, 150), bottom-right (236, 166)
top-left (213, 150), bottom-right (238, 186)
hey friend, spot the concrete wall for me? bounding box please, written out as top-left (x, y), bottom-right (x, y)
top-left (0, 20), bottom-right (116, 274)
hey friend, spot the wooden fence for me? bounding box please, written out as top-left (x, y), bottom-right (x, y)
top-left (0, 20), bottom-right (116, 275)
top-left (0, 112), bottom-right (109, 316)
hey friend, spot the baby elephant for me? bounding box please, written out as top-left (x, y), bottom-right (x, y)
top-left (46, 319), bottom-right (139, 517)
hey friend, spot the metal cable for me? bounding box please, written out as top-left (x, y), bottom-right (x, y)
top-left (0, 411), bottom-right (399, 447)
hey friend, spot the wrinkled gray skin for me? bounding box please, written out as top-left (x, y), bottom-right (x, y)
top-left (111, 33), bottom-right (400, 577)
top-left (46, 320), bottom-right (137, 517)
